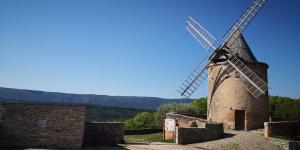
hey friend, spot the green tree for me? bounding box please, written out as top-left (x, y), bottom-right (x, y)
top-left (269, 96), bottom-right (300, 121)
top-left (125, 112), bottom-right (156, 129)
top-left (124, 119), bottom-right (136, 129)
top-left (133, 112), bottom-right (156, 129)
top-left (154, 103), bottom-right (197, 128)
top-left (190, 97), bottom-right (207, 114)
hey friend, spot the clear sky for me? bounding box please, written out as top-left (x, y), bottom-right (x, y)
top-left (0, 0), bottom-right (299, 99)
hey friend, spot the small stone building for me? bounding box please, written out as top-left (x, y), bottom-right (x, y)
top-left (0, 102), bottom-right (85, 149)
top-left (164, 113), bottom-right (223, 144)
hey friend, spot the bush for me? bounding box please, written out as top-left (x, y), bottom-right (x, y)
top-left (125, 103), bottom-right (199, 129)
top-left (154, 103), bottom-right (198, 128)
top-left (269, 96), bottom-right (300, 121)
top-left (125, 112), bottom-right (156, 129)
top-left (190, 97), bottom-right (207, 115)
top-left (125, 96), bottom-right (300, 130)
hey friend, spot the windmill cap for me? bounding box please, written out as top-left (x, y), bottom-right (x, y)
top-left (228, 33), bottom-right (257, 62)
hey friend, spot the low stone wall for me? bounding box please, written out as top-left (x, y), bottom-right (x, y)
top-left (176, 123), bottom-right (223, 144)
top-left (165, 113), bottom-right (207, 128)
top-left (84, 122), bottom-right (124, 145)
top-left (124, 129), bottom-right (162, 135)
top-left (164, 113), bottom-right (223, 144)
top-left (0, 102), bottom-right (85, 149)
top-left (164, 113), bottom-right (208, 141)
top-left (267, 137), bottom-right (300, 150)
top-left (176, 113), bottom-right (207, 119)
top-left (264, 121), bottom-right (299, 139)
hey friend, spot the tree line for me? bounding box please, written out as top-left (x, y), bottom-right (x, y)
top-left (125, 96), bottom-right (300, 129)
top-left (125, 97), bottom-right (207, 129)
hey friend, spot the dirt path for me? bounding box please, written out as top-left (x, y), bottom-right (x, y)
top-left (121, 130), bottom-right (282, 150)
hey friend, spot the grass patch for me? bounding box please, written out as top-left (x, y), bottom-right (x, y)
top-left (124, 132), bottom-right (173, 143)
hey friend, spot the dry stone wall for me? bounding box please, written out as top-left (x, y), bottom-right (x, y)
top-left (176, 123), bottom-right (223, 144)
top-left (164, 113), bottom-right (207, 141)
top-left (0, 102), bottom-right (85, 149)
top-left (267, 137), bottom-right (300, 150)
top-left (165, 113), bottom-right (207, 128)
top-left (164, 113), bottom-right (223, 144)
top-left (264, 121), bottom-right (299, 139)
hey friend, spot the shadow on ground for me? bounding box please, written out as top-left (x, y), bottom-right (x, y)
top-left (222, 132), bottom-right (236, 139)
top-left (0, 145), bottom-right (130, 150)
top-left (83, 145), bottom-right (130, 150)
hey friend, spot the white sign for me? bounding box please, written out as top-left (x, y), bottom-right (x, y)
top-left (164, 119), bottom-right (175, 131)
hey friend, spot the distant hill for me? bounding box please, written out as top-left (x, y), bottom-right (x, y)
top-left (0, 87), bottom-right (191, 110)
top-left (85, 105), bottom-right (151, 122)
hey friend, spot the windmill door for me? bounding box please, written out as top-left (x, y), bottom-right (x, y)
top-left (235, 110), bottom-right (245, 130)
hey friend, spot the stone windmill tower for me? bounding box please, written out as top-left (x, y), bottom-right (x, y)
top-left (178, 0), bottom-right (268, 130)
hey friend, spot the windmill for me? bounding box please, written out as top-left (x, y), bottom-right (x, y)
top-left (178, 0), bottom-right (269, 130)
top-left (178, 0), bottom-right (267, 99)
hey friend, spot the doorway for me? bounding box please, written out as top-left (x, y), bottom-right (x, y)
top-left (235, 110), bottom-right (245, 130)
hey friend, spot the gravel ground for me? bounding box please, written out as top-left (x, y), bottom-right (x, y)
top-left (121, 130), bottom-right (282, 150)
top-left (22, 130), bottom-right (282, 150)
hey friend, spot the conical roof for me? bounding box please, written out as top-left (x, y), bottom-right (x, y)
top-left (228, 34), bottom-right (257, 62)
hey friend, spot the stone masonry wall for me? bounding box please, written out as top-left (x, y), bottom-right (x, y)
top-left (164, 113), bottom-right (208, 141)
top-left (84, 122), bottom-right (124, 145)
top-left (0, 102), bottom-right (85, 149)
top-left (166, 113), bottom-right (207, 128)
top-left (264, 121), bottom-right (299, 139)
top-left (208, 62), bottom-right (269, 131)
top-left (176, 123), bottom-right (223, 144)
top-left (267, 137), bottom-right (300, 150)
top-left (164, 113), bottom-right (223, 144)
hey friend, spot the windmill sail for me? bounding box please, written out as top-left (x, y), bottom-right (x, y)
top-left (223, 0), bottom-right (266, 47)
top-left (178, 56), bottom-right (210, 98)
top-left (179, 0), bottom-right (268, 98)
top-left (178, 17), bottom-right (218, 98)
top-left (186, 16), bottom-right (217, 53)
top-left (220, 0), bottom-right (268, 98)
top-left (227, 55), bottom-right (268, 97)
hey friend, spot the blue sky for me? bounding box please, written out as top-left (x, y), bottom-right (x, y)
top-left (0, 0), bottom-right (299, 99)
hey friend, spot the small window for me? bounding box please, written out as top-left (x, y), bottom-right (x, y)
top-left (38, 119), bottom-right (47, 128)
top-left (190, 121), bottom-right (198, 127)
top-left (235, 71), bottom-right (240, 79)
